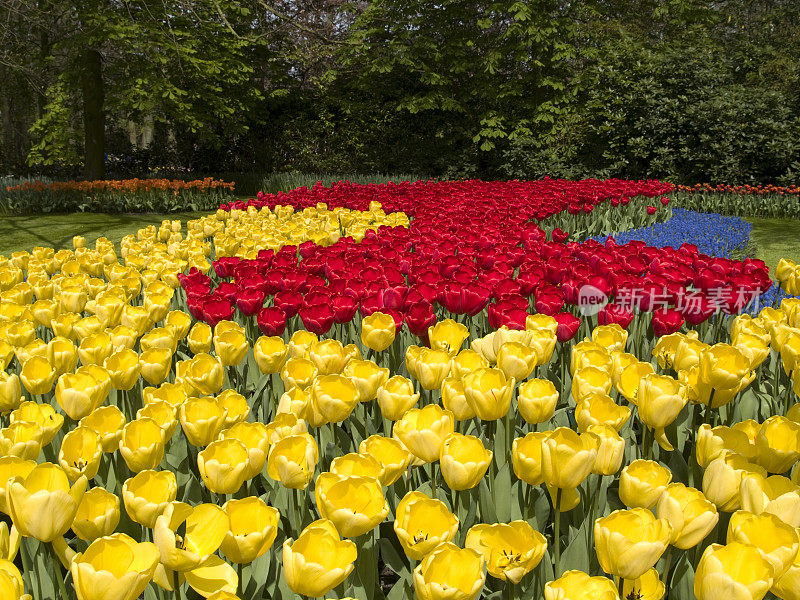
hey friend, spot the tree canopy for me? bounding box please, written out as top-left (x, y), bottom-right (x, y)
top-left (1, 0), bottom-right (798, 183)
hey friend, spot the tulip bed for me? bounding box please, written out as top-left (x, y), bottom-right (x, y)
top-left (1, 178), bottom-right (800, 600)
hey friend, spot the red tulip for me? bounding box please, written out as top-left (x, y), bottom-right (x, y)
top-left (652, 309), bottom-right (685, 337)
top-left (257, 306), bottom-right (286, 336)
top-left (236, 288), bottom-right (265, 316)
top-left (554, 312), bottom-right (581, 342)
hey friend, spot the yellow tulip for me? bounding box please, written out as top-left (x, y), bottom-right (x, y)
top-left (343, 359), bottom-right (389, 402)
top-left (80, 405), bottom-right (126, 452)
top-left (287, 329), bottom-right (317, 358)
top-left (703, 451), bottom-right (767, 512)
top-left (137, 400), bottom-right (178, 442)
top-left (393, 405), bottom-right (455, 463)
top-left (440, 432), bottom-right (492, 491)
top-left (58, 426), bottom-right (103, 481)
top-left (441, 376), bottom-right (476, 421)
top-left (572, 366), bottom-right (612, 402)
top-left (755, 416), bottom-right (800, 474)
top-left (309, 339), bottom-right (349, 375)
top-left (0, 457), bottom-right (35, 514)
top-left (694, 541), bottom-right (774, 600)
top-left (7, 462), bottom-right (87, 542)
top-left (122, 469), bottom-right (177, 528)
top-left (620, 569), bottom-right (665, 600)
top-left (696, 423), bottom-right (757, 469)
top-left (139, 348), bottom-right (173, 386)
top-left (428, 319), bottom-right (469, 356)
top-left (415, 347), bottom-right (452, 391)
top-left (185, 353), bottom-right (224, 396)
top-left (512, 432), bottom-right (549, 486)
top-left (471, 331), bottom-right (500, 364)
top-left (19, 355), bottom-right (56, 395)
top-left (0, 521), bottom-right (20, 561)
top-left (188, 322), bottom-right (213, 355)
top-left (77, 331), bottom-right (113, 366)
top-left (220, 496), bottom-right (279, 564)
top-left (699, 343), bottom-right (752, 391)
top-left (656, 482), bottom-right (719, 549)
top-left (261, 412), bottom-right (305, 445)
top-left (465, 520), bottom-right (547, 583)
top-left (544, 570), bottom-right (619, 600)
top-left (462, 367), bottom-right (515, 421)
top-left (541, 427), bottom-right (598, 490)
top-left (314, 473), bottom-right (389, 537)
top-left (570, 341), bottom-right (612, 375)
top-left (740, 473), bottom-right (800, 527)
top-left (10, 400), bottom-right (63, 445)
top-left (0, 372), bottom-right (21, 414)
top-left (331, 453), bottom-right (385, 482)
top-left (119, 418), bottom-right (166, 472)
top-left (280, 357), bottom-right (318, 391)
top-left (143, 382), bottom-right (187, 408)
top-left (517, 378), bottom-right (558, 425)
top-left (450, 348), bottom-right (490, 379)
top-left (311, 374), bottom-right (360, 423)
top-left (588, 424), bottom-right (625, 476)
top-left (216, 389), bottom-right (249, 428)
top-left (109, 325), bottom-right (137, 352)
top-left (164, 310), bottom-right (192, 341)
top-left (394, 491), bottom-right (458, 560)
top-left (214, 329), bottom-right (249, 367)
top-left (72, 487), bottom-right (121, 541)
top-left (219, 422), bottom-right (268, 480)
top-left (591, 323), bottom-right (628, 352)
top-left (55, 370), bottom-right (107, 420)
top-left (70, 532), bottom-right (160, 600)
top-left (526, 314), bottom-right (558, 333)
top-left (594, 508), bottom-right (672, 580)
top-left (673, 336), bottom-right (709, 372)
top-left (104, 348), bottom-right (141, 391)
top-left (282, 519), bottom-right (357, 597)
top-left (619, 459), bottom-right (673, 509)
top-left (276, 386), bottom-right (310, 421)
top-left (496, 341), bottom-right (538, 381)
top-left (376, 375), bottom-right (420, 421)
top-left (179, 396), bottom-right (227, 447)
top-left (413, 542), bottom-right (486, 600)
top-left (266, 433), bottom-right (318, 489)
top-left (727, 510), bottom-right (799, 577)
top-left (198, 439), bottom-right (250, 495)
top-left (527, 327), bottom-right (557, 365)
top-left (252, 336), bottom-right (288, 375)
top-left (637, 373), bottom-right (688, 450)
top-left (358, 435), bottom-right (412, 485)
top-left (154, 501), bottom-right (230, 572)
top-left (361, 311), bottom-right (396, 352)
top-left (773, 535), bottom-right (800, 599)
top-left (616, 361), bottom-right (655, 403)
top-left (575, 392), bottom-right (631, 433)
top-left (0, 421), bottom-right (44, 461)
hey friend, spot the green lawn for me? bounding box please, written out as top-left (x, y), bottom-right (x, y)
top-left (747, 216), bottom-right (800, 276)
top-left (0, 211), bottom-right (210, 256)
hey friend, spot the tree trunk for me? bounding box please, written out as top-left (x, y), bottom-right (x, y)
top-left (81, 47), bottom-right (105, 179)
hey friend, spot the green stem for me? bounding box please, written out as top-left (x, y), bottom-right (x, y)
top-left (237, 562), bottom-right (244, 597)
top-left (19, 538), bottom-right (34, 600)
top-left (504, 580), bottom-right (515, 600)
top-left (554, 488), bottom-right (562, 578)
top-left (662, 546), bottom-right (674, 596)
top-left (47, 542), bottom-right (70, 600)
top-left (173, 568), bottom-right (183, 600)
top-left (428, 461), bottom-right (437, 500)
top-left (618, 576), bottom-right (625, 600)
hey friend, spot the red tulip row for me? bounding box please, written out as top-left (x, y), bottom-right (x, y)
top-left (182, 180), bottom-right (772, 341)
